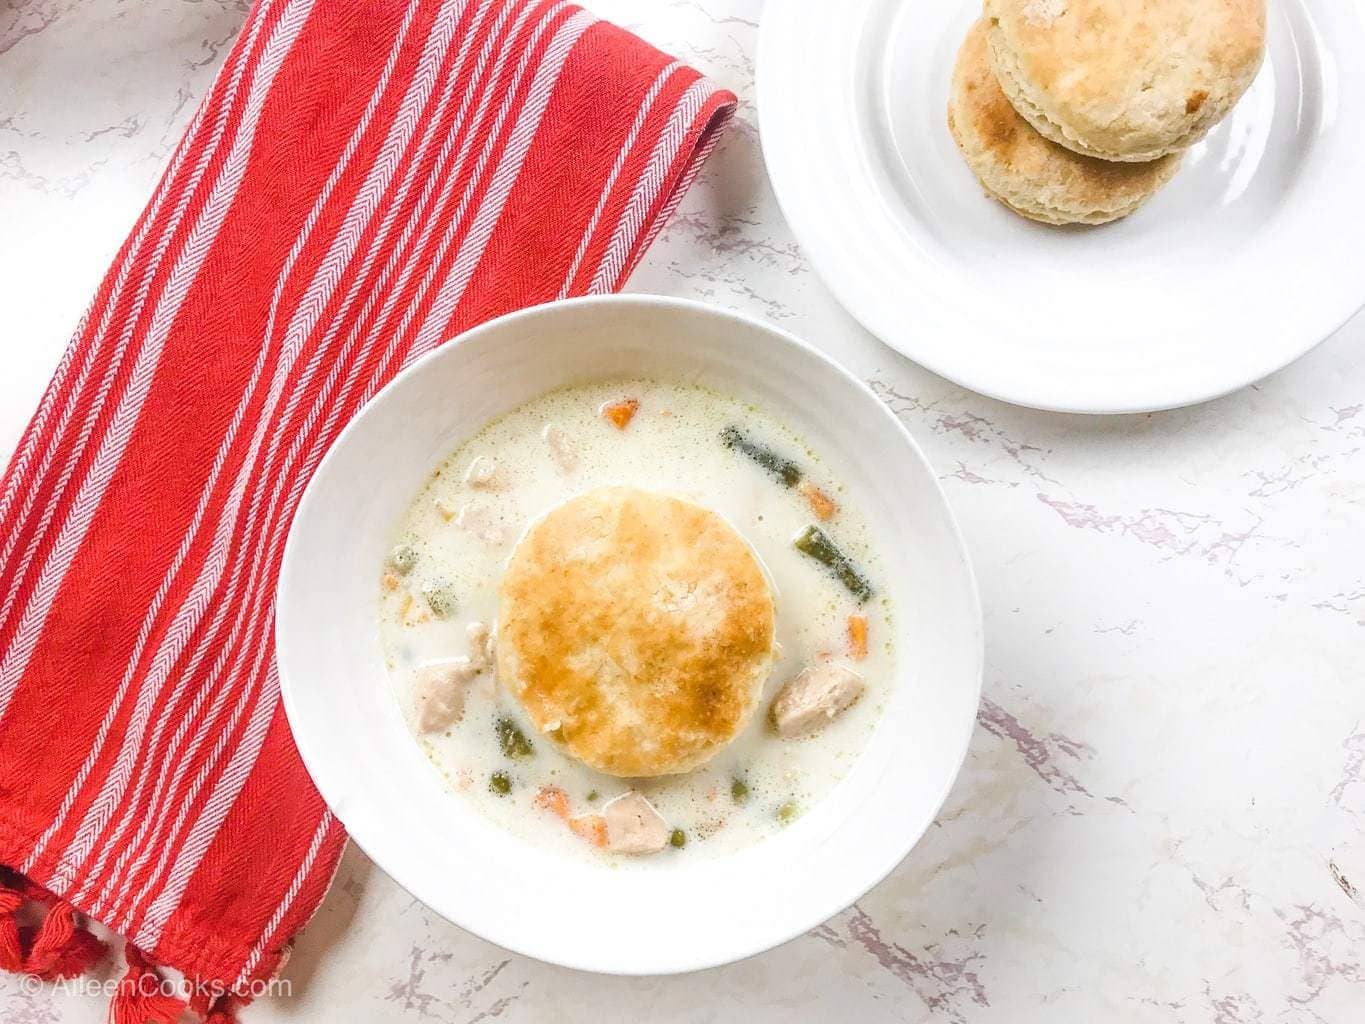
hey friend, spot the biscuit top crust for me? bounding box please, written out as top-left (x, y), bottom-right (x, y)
top-left (496, 487), bottom-right (776, 778)
top-left (984, 0), bottom-right (1266, 157)
top-left (951, 20), bottom-right (1181, 213)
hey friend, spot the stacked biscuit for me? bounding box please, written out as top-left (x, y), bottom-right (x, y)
top-left (948, 0), bottom-right (1266, 225)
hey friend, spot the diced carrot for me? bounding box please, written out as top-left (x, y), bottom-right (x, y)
top-left (847, 614), bottom-right (869, 661)
top-left (535, 786), bottom-right (608, 847)
top-left (601, 398), bottom-right (640, 430)
top-left (534, 785), bottom-right (571, 820)
top-left (800, 480), bottom-right (837, 521)
top-left (569, 814), bottom-right (608, 848)
top-left (381, 571), bottom-right (399, 592)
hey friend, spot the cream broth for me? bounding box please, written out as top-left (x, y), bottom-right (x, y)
top-left (378, 378), bottom-right (895, 861)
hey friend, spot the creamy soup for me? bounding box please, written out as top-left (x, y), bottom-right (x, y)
top-left (377, 378), bottom-right (895, 861)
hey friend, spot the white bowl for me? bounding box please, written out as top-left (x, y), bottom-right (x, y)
top-left (277, 295), bottom-right (982, 974)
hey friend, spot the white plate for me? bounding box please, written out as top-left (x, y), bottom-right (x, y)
top-left (758, 0), bottom-right (1365, 413)
top-left (277, 296), bottom-right (982, 974)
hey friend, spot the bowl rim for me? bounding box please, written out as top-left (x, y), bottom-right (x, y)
top-left (277, 292), bottom-right (984, 974)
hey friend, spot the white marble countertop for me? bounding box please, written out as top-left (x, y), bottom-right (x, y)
top-left (2, 1), bottom-right (1362, 1021)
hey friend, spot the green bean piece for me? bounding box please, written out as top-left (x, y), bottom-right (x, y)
top-left (496, 717), bottom-right (534, 759)
top-left (720, 426), bottom-right (802, 487)
top-left (730, 778), bottom-right (749, 804)
top-left (776, 801), bottom-right (799, 825)
top-left (489, 771), bottom-right (511, 796)
top-left (669, 828), bottom-right (687, 849)
top-left (422, 583), bottom-right (458, 619)
top-left (387, 543), bottom-right (418, 575)
top-left (793, 525), bottom-right (873, 603)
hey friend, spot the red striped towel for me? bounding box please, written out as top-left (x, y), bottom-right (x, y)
top-left (0, 0), bottom-right (733, 1017)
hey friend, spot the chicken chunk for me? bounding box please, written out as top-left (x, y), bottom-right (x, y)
top-left (464, 455), bottom-right (505, 490)
top-left (454, 501), bottom-right (507, 545)
top-left (413, 658), bottom-right (478, 732)
top-left (541, 422), bottom-right (579, 472)
top-left (466, 620), bottom-right (494, 671)
top-left (602, 791), bottom-right (669, 854)
top-left (769, 662), bottom-right (865, 738)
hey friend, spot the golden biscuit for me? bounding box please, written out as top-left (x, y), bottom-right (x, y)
top-left (496, 487), bottom-right (776, 777)
top-left (984, 0), bottom-right (1266, 162)
top-left (949, 21), bottom-right (1182, 225)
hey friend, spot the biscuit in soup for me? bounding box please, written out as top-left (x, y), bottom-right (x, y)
top-left (496, 486), bottom-right (776, 777)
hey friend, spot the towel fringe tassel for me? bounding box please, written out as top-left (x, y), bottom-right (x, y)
top-left (4, 876), bottom-right (246, 1024)
top-left (109, 945), bottom-right (187, 1024)
top-left (205, 993), bottom-right (243, 1023)
top-left (0, 878), bottom-right (106, 980)
top-left (105, 945), bottom-right (245, 1024)
top-left (0, 885), bottom-right (23, 973)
